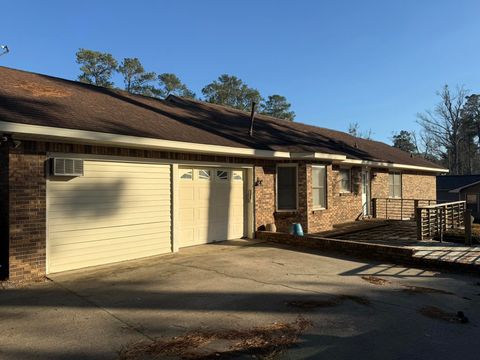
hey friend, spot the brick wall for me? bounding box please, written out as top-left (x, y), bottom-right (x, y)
top-left (306, 165), bottom-right (363, 233)
top-left (0, 144), bottom-right (9, 278)
top-left (5, 140), bottom-right (295, 280)
top-left (256, 231), bottom-right (415, 265)
top-left (402, 172), bottom-right (436, 199)
top-left (370, 170), bottom-right (437, 219)
top-left (371, 169), bottom-right (436, 200)
top-left (371, 169), bottom-right (389, 199)
top-left (253, 163), bottom-right (308, 233)
top-left (8, 144), bottom-right (47, 281)
top-left (254, 165), bottom-right (276, 230)
top-left (3, 140), bottom-right (439, 280)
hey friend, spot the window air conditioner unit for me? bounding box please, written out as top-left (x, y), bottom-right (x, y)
top-left (51, 158), bottom-right (84, 177)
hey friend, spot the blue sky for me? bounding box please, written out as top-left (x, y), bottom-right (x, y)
top-left (1, 0), bottom-right (479, 143)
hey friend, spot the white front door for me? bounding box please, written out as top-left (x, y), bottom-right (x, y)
top-left (361, 169), bottom-right (371, 216)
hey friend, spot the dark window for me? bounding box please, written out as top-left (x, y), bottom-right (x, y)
top-left (277, 166), bottom-right (297, 210)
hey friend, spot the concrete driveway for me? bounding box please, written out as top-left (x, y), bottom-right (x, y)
top-left (1, 239), bottom-right (479, 359)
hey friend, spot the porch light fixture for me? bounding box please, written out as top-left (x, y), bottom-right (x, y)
top-left (0, 134), bottom-right (21, 149)
top-left (255, 177), bottom-right (263, 187)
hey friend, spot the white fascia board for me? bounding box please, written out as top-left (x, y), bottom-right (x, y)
top-left (334, 158), bottom-right (449, 173)
top-left (0, 121), bottom-right (291, 159)
top-left (290, 152), bottom-right (347, 161)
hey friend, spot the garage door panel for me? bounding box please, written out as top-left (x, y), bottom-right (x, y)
top-left (48, 160), bottom-right (172, 274)
top-left (179, 228), bottom-right (195, 246)
top-left (195, 186), bottom-right (211, 202)
top-left (196, 226), bottom-right (211, 243)
top-left (179, 168), bottom-right (245, 247)
top-left (195, 207), bottom-right (211, 223)
top-left (232, 205), bottom-right (244, 218)
top-left (180, 212), bottom-right (194, 228)
top-left (179, 186), bottom-right (194, 202)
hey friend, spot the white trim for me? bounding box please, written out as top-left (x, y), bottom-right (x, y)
top-left (171, 164), bottom-right (179, 252)
top-left (276, 163), bottom-right (299, 212)
top-left (47, 152), bottom-right (255, 168)
top-left (311, 165), bottom-right (327, 210)
top-left (45, 175), bottom-right (50, 274)
top-left (0, 121), bottom-right (291, 159)
top-left (2, 120), bottom-right (449, 171)
top-left (334, 158), bottom-right (448, 173)
top-left (246, 168), bottom-right (255, 238)
top-left (361, 167), bottom-right (371, 216)
top-left (290, 152), bottom-right (346, 161)
top-left (389, 171), bottom-right (403, 199)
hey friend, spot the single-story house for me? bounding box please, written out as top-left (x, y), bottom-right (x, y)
top-left (437, 175), bottom-right (480, 221)
top-left (0, 66), bottom-right (447, 281)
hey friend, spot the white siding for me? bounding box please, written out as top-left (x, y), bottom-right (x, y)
top-left (47, 160), bottom-right (172, 273)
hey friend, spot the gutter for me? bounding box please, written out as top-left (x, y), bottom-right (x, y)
top-left (448, 180), bottom-right (480, 193)
top-left (0, 120), bottom-right (449, 172)
top-left (0, 121), bottom-right (308, 160)
top-left (333, 158), bottom-right (448, 174)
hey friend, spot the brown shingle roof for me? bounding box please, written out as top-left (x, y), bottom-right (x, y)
top-left (0, 66), bottom-right (441, 168)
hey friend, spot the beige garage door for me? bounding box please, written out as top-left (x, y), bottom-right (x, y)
top-left (179, 167), bottom-right (245, 247)
top-left (47, 160), bottom-right (172, 273)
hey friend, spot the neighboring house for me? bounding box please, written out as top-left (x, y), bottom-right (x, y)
top-left (0, 66), bottom-right (447, 281)
top-left (437, 175), bottom-right (480, 221)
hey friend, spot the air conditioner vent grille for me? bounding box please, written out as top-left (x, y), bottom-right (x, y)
top-left (51, 158), bottom-right (84, 177)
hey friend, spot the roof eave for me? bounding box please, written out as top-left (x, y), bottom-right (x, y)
top-left (333, 158), bottom-right (449, 174)
top-left (0, 121), bottom-right (450, 171)
top-left (0, 121), bottom-right (291, 159)
top-left (448, 180), bottom-right (480, 193)
top-left (290, 152), bottom-right (347, 161)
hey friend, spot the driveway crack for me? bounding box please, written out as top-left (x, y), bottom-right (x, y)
top-left (170, 263), bottom-right (434, 312)
top-left (171, 263), bottom-right (331, 295)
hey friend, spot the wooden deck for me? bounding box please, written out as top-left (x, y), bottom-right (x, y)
top-left (311, 220), bottom-right (480, 269)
